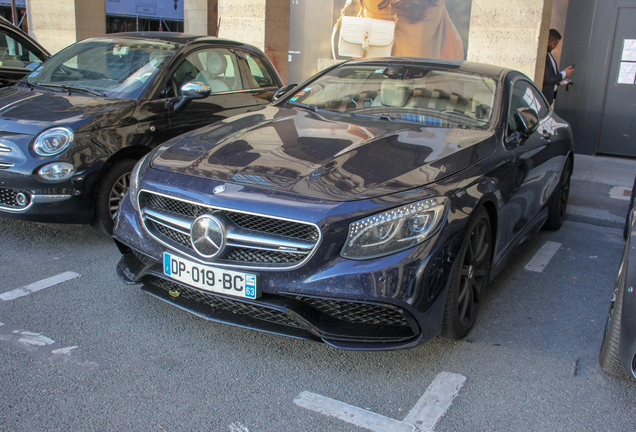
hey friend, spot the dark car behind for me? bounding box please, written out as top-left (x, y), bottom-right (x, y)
top-left (0, 32), bottom-right (282, 235)
top-left (0, 16), bottom-right (49, 87)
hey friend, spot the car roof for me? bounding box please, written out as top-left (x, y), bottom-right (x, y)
top-left (345, 57), bottom-right (511, 79)
top-left (99, 32), bottom-right (244, 47)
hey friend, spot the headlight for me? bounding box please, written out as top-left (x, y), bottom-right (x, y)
top-left (341, 197), bottom-right (449, 260)
top-left (33, 127), bottom-right (75, 156)
top-left (129, 153), bottom-right (150, 211)
top-left (38, 162), bottom-right (75, 182)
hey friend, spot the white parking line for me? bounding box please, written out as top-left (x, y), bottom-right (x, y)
top-left (294, 372), bottom-right (467, 432)
top-left (0, 271), bottom-right (80, 301)
top-left (404, 371), bottom-right (467, 431)
top-left (524, 241), bottom-right (562, 273)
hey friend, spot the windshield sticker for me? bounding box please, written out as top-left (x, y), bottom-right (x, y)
top-left (484, 79), bottom-right (495, 85)
top-left (290, 97), bottom-right (299, 101)
top-left (29, 72), bottom-right (39, 77)
top-left (375, 68), bottom-right (385, 74)
top-left (303, 87), bottom-right (312, 92)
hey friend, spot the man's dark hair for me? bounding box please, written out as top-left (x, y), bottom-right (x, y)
top-left (549, 29), bottom-right (562, 41)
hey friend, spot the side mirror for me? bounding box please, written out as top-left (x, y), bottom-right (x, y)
top-left (514, 107), bottom-right (539, 136)
top-left (273, 84), bottom-right (298, 102)
top-left (173, 81), bottom-right (212, 112)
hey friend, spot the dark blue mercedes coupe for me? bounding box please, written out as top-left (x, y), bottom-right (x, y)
top-left (113, 58), bottom-right (574, 350)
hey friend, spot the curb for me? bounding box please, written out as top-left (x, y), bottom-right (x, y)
top-left (565, 205), bottom-right (625, 229)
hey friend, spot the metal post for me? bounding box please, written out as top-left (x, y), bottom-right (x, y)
top-left (11, 0), bottom-right (17, 26)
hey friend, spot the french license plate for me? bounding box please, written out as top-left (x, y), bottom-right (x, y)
top-left (163, 252), bottom-right (259, 299)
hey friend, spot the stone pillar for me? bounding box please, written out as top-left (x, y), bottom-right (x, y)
top-left (26, 0), bottom-right (106, 54)
top-left (217, 0), bottom-right (290, 83)
top-left (466, 0), bottom-right (553, 85)
top-left (184, 0), bottom-right (218, 36)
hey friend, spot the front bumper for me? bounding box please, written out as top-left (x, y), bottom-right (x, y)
top-left (113, 184), bottom-right (463, 350)
top-left (0, 166), bottom-right (93, 224)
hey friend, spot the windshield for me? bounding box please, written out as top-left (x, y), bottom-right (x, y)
top-left (23, 38), bottom-right (177, 99)
top-left (284, 64), bottom-right (497, 128)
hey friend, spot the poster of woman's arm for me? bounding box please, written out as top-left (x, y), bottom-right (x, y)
top-left (359, 0), bottom-right (465, 59)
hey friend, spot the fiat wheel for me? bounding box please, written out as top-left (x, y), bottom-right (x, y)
top-left (92, 159), bottom-right (137, 237)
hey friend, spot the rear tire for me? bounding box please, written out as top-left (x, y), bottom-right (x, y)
top-left (442, 207), bottom-right (492, 340)
top-left (599, 283), bottom-right (631, 379)
top-left (91, 159), bottom-right (137, 237)
top-left (544, 157), bottom-right (572, 231)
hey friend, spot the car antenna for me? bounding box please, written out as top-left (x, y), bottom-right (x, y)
top-left (216, 17), bottom-right (221, 38)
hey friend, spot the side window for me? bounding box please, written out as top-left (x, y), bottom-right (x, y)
top-left (170, 48), bottom-right (243, 97)
top-left (243, 53), bottom-right (275, 88)
top-left (507, 80), bottom-right (548, 134)
top-left (0, 30), bottom-right (42, 70)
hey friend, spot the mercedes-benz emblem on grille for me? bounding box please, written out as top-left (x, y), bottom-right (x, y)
top-left (190, 214), bottom-right (225, 258)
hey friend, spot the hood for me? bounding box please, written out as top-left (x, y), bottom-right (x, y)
top-left (0, 87), bottom-right (136, 135)
top-left (151, 106), bottom-right (496, 201)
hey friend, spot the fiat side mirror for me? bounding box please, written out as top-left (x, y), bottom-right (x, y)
top-left (173, 81), bottom-right (212, 112)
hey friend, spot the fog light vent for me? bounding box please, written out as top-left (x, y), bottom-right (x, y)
top-left (15, 192), bottom-right (28, 206)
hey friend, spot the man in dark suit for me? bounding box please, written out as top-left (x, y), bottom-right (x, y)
top-left (542, 29), bottom-right (574, 106)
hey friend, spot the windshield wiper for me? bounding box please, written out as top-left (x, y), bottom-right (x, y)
top-left (32, 83), bottom-right (107, 97)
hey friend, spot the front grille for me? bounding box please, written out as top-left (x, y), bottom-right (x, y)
top-left (0, 187), bottom-right (29, 209)
top-left (146, 193), bottom-right (319, 241)
top-left (148, 276), bottom-right (302, 328)
top-left (141, 192), bottom-right (320, 268)
top-left (132, 249), bottom-right (157, 266)
top-left (294, 296), bottom-right (411, 327)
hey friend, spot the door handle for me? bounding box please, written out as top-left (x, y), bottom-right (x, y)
top-left (541, 130), bottom-right (553, 141)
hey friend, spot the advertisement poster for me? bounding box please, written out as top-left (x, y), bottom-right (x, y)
top-left (105, 0), bottom-right (183, 20)
top-left (288, 0), bottom-right (473, 84)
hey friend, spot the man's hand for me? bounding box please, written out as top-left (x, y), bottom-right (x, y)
top-left (563, 66), bottom-right (575, 77)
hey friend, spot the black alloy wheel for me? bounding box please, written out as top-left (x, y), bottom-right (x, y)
top-left (91, 159), bottom-right (137, 237)
top-left (544, 158), bottom-right (572, 230)
top-left (442, 207), bottom-right (492, 340)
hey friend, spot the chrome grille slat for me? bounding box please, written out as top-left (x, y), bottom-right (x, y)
top-left (141, 191), bottom-right (320, 269)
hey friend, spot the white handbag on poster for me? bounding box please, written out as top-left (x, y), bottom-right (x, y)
top-left (332, 0), bottom-right (397, 59)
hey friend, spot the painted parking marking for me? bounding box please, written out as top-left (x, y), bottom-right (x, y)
top-left (403, 371), bottom-right (467, 431)
top-left (0, 271), bottom-right (80, 301)
top-left (0, 325), bottom-right (98, 370)
top-left (525, 241), bottom-right (562, 273)
top-left (609, 186), bottom-right (631, 201)
top-left (294, 372), bottom-right (466, 432)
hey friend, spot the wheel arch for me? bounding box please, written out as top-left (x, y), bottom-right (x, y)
top-left (84, 144), bottom-right (153, 207)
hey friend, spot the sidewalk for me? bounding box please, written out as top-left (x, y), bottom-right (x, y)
top-left (567, 154), bottom-right (636, 228)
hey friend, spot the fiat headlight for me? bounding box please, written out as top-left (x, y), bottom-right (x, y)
top-left (341, 197), bottom-right (449, 260)
top-left (33, 127), bottom-right (74, 156)
top-left (129, 153), bottom-right (150, 212)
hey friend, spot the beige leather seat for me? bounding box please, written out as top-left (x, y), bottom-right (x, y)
top-left (195, 53), bottom-right (230, 92)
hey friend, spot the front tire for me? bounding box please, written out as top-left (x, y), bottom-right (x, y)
top-left (91, 159), bottom-right (137, 237)
top-left (442, 207), bottom-right (492, 340)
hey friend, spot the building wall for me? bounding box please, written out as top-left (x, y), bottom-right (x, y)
top-left (467, 0), bottom-right (553, 84)
top-left (26, 0), bottom-right (105, 54)
top-left (555, 0), bottom-right (634, 155)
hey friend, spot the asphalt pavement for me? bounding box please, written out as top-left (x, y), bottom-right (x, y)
top-left (567, 154), bottom-right (636, 228)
